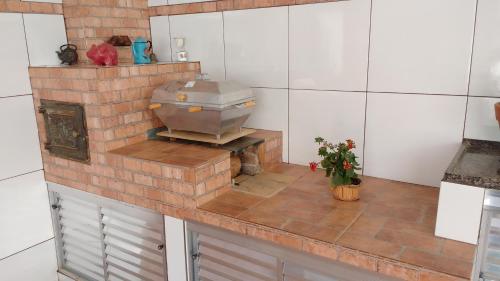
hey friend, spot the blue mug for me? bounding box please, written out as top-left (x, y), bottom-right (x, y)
top-left (131, 37), bottom-right (152, 64)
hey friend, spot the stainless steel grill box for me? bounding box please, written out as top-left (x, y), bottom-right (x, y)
top-left (150, 80), bottom-right (256, 139)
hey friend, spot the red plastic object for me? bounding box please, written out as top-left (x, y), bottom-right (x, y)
top-left (86, 43), bottom-right (118, 66)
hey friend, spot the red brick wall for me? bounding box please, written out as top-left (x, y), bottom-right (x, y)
top-left (0, 0), bottom-right (62, 14)
top-left (63, 0), bottom-right (151, 61)
top-left (29, 63), bottom-right (203, 208)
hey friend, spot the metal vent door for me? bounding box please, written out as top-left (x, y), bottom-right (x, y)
top-left (52, 193), bottom-right (106, 281)
top-left (193, 233), bottom-right (281, 281)
top-left (478, 190), bottom-right (500, 281)
top-left (102, 206), bottom-right (167, 281)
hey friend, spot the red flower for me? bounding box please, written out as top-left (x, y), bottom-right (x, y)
top-left (346, 139), bottom-right (355, 150)
top-left (343, 160), bottom-right (352, 170)
top-left (309, 162), bottom-right (318, 172)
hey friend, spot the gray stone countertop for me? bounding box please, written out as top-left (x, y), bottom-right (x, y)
top-left (443, 139), bottom-right (500, 189)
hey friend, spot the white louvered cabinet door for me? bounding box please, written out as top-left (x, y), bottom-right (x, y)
top-left (52, 193), bottom-right (106, 281)
top-left (102, 206), bottom-right (166, 281)
top-left (50, 185), bottom-right (167, 281)
top-left (193, 233), bottom-right (282, 281)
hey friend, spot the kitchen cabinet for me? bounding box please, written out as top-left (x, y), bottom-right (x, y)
top-left (48, 182), bottom-right (167, 281)
top-left (187, 222), bottom-right (399, 281)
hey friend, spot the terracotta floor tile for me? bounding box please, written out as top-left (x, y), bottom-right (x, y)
top-left (375, 227), bottom-right (443, 254)
top-left (399, 248), bottom-right (473, 279)
top-left (212, 190), bottom-right (264, 208)
top-left (237, 208), bottom-right (290, 229)
top-left (347, 214), bottom-right (387, 237)
top-left (320, 208), bottom-right (363, 228)
top-left (283, 220), bottom-right (344, 243)
top-left (441, 239), bottom-right (477, 262)
top-left (197, 165), bottom-right (476, 279)
top-left (199, 200), bottom-right (247, 217)
top-left (337, 230), bottom-right (403, 259)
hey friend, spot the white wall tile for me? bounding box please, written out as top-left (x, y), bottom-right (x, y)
top-left (23, 14), bottom-right (67, 66)
top-left (168, 0), bottom-right (209, 5)
top-left (148, 0), bottom-right (168, 7)
top-left (289, 90), bottom-right (366, 166)
top-left (224, 7), bottom-right (288, 88)
top-left (150, 16), bottom-right (173, 63)
top-left (289, 1), bottom-right (370, 91)
top-left (244, 88), bottom-right (289, 161)
top-left (170, 13), bottom-right (225, 81)
top-left (469, 0), bottom-right (500, 97)
top-left (0, 239), bottom-right (58, 281)
top-left (165, 216), bottom-right (188, 281)
top-left (0, 13), bottom-right (31, 97)
top-left (464, 97), bottom-right (500, 142)
top-left (0, 95), bottom-right (43, 180)
top-left (368, 0), bottom-right (476, 95)
top-left (364, 93), bottom-right (467, 187)
top-left (435, 182), bottom-right (484, 244)
top-left (22, 0), bottom-right (61, 3)
top-left (0, 171), bottom-right (53, 259)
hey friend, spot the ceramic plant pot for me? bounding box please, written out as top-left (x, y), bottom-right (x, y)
top-left (331, 178), bottom-right (361, 201)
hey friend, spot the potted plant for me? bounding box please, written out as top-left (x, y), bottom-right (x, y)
top-left (309, 137), bottom-right (362, 201)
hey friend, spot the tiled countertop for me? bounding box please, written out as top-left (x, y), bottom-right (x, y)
top-left (443, 139), bottom-right (500, 189)
top-left (199, 164), bottom-right (476, 280)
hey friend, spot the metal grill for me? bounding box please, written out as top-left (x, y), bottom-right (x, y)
top-left (50, 186), bottom-right (167, 281)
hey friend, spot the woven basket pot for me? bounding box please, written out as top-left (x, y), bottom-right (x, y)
top-left (331, 179), bottom-right (361, 201)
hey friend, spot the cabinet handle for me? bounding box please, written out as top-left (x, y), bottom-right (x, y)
top-left (188, 106), bottom-right (203, 113)
top-left (157, 244), bottom-right (164, 250)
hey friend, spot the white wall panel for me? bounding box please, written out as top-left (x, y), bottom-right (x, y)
top-left (0, 95), bottom-right (43, 180)
top-left (289, 90), bottom-right (365, 166)
top-left (224, 7), bottom-right (288, 88)
top-left (168, 0), bottom-right (209, 5)
top-left (244, 88), bottom-right (289, 161)
top-left (464, 97), bottom-right (500, 142)
top-left (22, 0), bottom-right (61, 3)
top-left (0, 171), bottom-right (53, 259)
top-left (0, 239), bottom-right (58, 281)
top-left (23, 14), bottom-right (67, 66)
top-left (435, 182), bottom-right (485, 244)
top-left (0, 13), bottom-right (31, 97)
top-left (289, 0), bottom-right (370, 91)
top-left (150, 16), bottom-right (173, 62)
top-left (170, 12), bottom-right (225, 80)
top-left (364, 93), bottom-right (467, 187)
top-left (148, 0), bottom-right (168, 7)
top-left (469, 0), bottom-right (500, 97)
top-left (368, 0), bottom-right (476, 95)
top-left (165, 216), bottom-right (188, 281)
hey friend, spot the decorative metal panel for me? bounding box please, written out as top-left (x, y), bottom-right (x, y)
top-left (39, 99), bottom-right (89, 163)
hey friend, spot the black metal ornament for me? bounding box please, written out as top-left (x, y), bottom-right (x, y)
top-left (56, 44), bottom-right (78, 65)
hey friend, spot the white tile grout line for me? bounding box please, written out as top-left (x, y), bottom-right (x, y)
top-left (361, 0), bottom-right (373, 176)
top-left (0, 169), bottom-right (44, 183)
top-left (0, 238), bottom-right (55, 262)
top-left (463, 0), bottom-right (480, 140)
